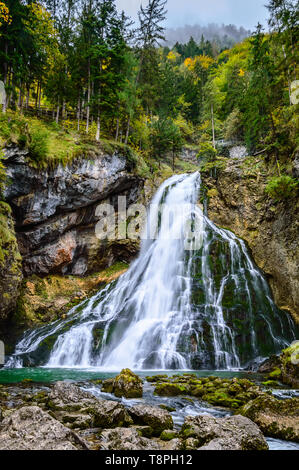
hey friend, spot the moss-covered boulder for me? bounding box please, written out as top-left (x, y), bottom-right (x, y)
top-left (259, 343), bottom-right (299, 388)
top-left (101, 369), bottom-right (143, 398)
top-left (154, 382), bottom-right (189, 397)
top-left (149, 374), bottom-right (262, 410)
top-left (0, 202), bottom-right (22, 322)
top-left (240, 395), bottom-right (299, 442)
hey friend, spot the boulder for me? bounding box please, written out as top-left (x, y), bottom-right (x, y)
top-left (258, 343), bottom-right (299, 388)
top-left (154, 382), bottom-right (189, 396)
top-left (102, 369), bottom-right (143, 398)
top-left (128, 404), bottom-right (173, 436)
top-left (0, 406), bottom-right (89, 450)
top-left (98, 427), bottom-right (159, 450)
top-left (48, 381), bottom-right (132, 429)
top-left (240, 395), bottom-right (299, 442)
top-left (181, 414), bottom-right (268, 450)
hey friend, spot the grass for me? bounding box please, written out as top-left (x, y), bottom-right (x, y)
top-left (0, 111), bottom-right (200, 181)
top-left (0, 111), bottom-right (111, 169)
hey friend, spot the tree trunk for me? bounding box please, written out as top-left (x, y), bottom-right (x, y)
top-left (125, 117), bottom-right (131, 145)
top-left (115, 118), bottom-right (120, 141)
top-left (95, 114), bottom-right (101, 141)
top-left (38, 82), bottom-right (42, 111)
top-left (86, 60), bottom-right (91, 134)
top-left (56, 99), bottom-right (60, 124)
top-left (211, 103), bottom-right (216, 149)
top-left (77, 96), bottom-right (81, 132)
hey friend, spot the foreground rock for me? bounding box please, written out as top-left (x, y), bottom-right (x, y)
top-left (99, 427), bottom-right (159, 450)
top-left (102, 369), bottom-right (143, 398)
top-left (128, 404), bottom-right (173, 436)
top-left (181, 414), bottom-right (268, 450)
top-left (258, 343), bottom-right (299, 388)
top-left (0, 406), bottom-right (89, 450)
top-left (48, 381), bottom-right (132, 429)
top-left (240, 395), bottom-right (299, 442)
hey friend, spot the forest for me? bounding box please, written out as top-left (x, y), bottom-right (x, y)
top-left (0, 0), bottom-right (298, 199)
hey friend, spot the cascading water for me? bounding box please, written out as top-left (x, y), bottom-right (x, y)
top-left (7, 172), bottom-right (297, 370)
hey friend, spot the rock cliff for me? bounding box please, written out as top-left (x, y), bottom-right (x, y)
top-left (202, 157), bottom-right (299, 323)
top-left (4, 146), bottom-right (143, 277)
top-left (0, 201), bottom-right (22, 322)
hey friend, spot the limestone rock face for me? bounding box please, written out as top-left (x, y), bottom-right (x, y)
top-left (240, 395), bottom-right (299, 442)
top-left (181, 414), bottom-right (268, 451)
top-left (128, 404), bottom-right (173, 436)
top-left (0, 202), bottom-right (22, 322)
top-left (4, 149), bottom-right (143, 276)
top-left (48, 381), bottom-right (132, 430)
top-left (258, 343), bottom-right (299, 388)
top-left (102, 369), bottom-right (143, 398)
top-left (99, 427), bottom-right (160, 450)
top-left (202, 158), bottom-right (299, 322)
top-left (0, 406), bottom-right (89, 450)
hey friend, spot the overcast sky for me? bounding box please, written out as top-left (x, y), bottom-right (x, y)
top-left (115, 0), bottom-right (269, 30)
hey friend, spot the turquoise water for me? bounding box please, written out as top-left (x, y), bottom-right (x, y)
top-left (0, 367), bottom-right (263, 384)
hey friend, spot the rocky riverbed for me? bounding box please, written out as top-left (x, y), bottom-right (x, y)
top-left (0, 369), bottom-right (298, 451)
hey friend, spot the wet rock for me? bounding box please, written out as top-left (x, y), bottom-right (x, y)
top-left (150, 375), bottom-right (261, 410)
top-left (240, 395), bottom-right (299, 442)
top-left (102, 369), bottom-right (143, 398)
top-left (181, 414), bottom-right (268, 450)
top-left (128, 404), bottom-right (173, 436)
top-left (201, 157), bottom-right (299, 321)
top-left (98, 427), bottom-right (159, 450)
top-left (48, 381), bottom-right (132, 429)
top-left (154, 382), bottom-right (189, 396)
top-left (0, 406), bottom-right (89, 450)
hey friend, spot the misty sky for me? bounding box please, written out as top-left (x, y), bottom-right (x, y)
top-left (115, 0), bottom-right (269, 30)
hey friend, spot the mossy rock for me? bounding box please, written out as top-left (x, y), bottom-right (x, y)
top-left (159, 404), bottom-right (176, 412)
top-left (268, 368), bottom-right (282, 379)
top-left (240, 395), bottom-right (299, 442)
top-left (160, 429), bottom-right (178, 441)
top-left (145, 375), bottom-right (169, 383)
top-left (102, 369), bottom-right (143, 398)
top-left (262, 380), bottom-right (280, 387)
top-left (154, 382), bottom-right (188, 397)
top-left (101, 379), bottom-right (114, 394)
top-left (202, 391), bottom-right (242, 409)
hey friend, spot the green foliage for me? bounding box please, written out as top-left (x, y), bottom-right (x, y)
top-left (265, 175), bottom-right (298, 201)
top-left (28, 129), bottom-right (50, 162)
top-left (223, 108), bottom-right (244, 141)
top-left (197, 142), bottom-right (217, 161)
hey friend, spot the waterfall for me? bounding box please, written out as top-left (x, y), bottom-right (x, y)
top-left (7, 172), bottom-right (297, 370)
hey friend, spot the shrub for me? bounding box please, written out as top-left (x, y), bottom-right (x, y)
top-left (28, 129), bottom-right (49, 162)
top-left (197, 142), bottom-right (217, 162)
top-left (265, 175), bottom-right (298, 201)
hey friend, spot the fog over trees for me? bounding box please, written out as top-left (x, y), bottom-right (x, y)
top-left (165, 23), bottom-right (251, 48)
